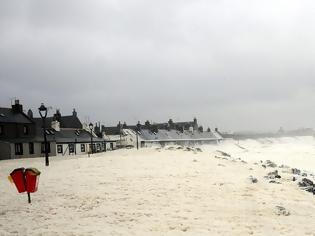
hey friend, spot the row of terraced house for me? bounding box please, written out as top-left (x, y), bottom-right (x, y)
top-left (0, 100), bottom-right (117, 160)
top-left (0, 100), bottom-right (223, 160)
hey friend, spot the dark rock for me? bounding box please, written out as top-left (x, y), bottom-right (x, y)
top-left (248, 176), bottom-right (258, 183)
top-left (302, 173), bottom-right (307, 177)
top-left (216, 150), bottom-right (231, 157)
top-left (292, 168), bottom-right (301, 175)
top-left (292, 176), bottom-right (296, 181)
top-left (305, 186), bottom-right (315, 194)
top-left (298, 178), bottom-right (314, 187)
top-left (269, 180), bottom-right (281, 184)
top-left (275, 206), bottom-right (290, 216)
top-left (264, 160), bottom-right (277, 168)
top-left (265, 170), bottom-right (281, 180)
top-left (268, 170), bottom-right (278, 175)
top-left (298, 178), bottom-right (315, 194)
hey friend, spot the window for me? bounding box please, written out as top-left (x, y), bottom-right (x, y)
top-left (23, 125), bottom-right (29, 135)
top-left (15, 143), bottom-right (23, 155)
top-left (29, 142), bottom-right (34, 154)
top-left (81, 144), bottom-right (85, 152)
top-left (57, 144), bottom-right (63, 154)
top-left (41, 142), bottom-right (51, 153)
top-left (0, 125), bottom-right (3, 135)
top-left (69, 144), bottom-right (74, 153)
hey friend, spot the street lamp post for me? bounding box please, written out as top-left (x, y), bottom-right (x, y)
top-left (136, 132), bottom-right (139, 150)
top-left (38, 103), bottom-right (49, 166)
top-left (89, 123), bottom-right (93, 155)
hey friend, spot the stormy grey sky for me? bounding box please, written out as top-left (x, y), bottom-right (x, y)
top-left (1, 0), bottom-right (315, 132)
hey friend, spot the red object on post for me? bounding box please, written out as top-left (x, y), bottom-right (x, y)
top-left (25, 168), bottom-right (41, 193)
top-left (10, 168), bottom-right (26, 193)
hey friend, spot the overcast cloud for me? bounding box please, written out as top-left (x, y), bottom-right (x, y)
top-left (1, 0), bottom-right (315, 132)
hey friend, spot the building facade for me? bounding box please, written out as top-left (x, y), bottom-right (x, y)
top-left (0, 100), bottom-right (57, 160)
top-left (0, 101), bottom-right (106, 160)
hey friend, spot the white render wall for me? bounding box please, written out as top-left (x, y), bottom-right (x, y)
top-left (120, 129), bottom-right (142, 147)
top-left (106, 141), bottom-right (117, 150)
top-left (56, 143), bottom-right (90, 156)
top-left (55, 142), bottom-right (115, 156)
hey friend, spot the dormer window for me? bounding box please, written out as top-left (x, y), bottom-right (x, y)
top-left (23, 125), bottom-right (29, 135)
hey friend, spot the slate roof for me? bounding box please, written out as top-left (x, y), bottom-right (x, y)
top-left (138, 129), bottom-right (219, 142)
top-left (30, 127), bottom-right (103, 143)
top-left (31, 114), bottom-right (103, 143)
top-left (54, 129), bottom-right (104, 143)
top-left (32, 115), bottom-right (82, 129)
top-left (103, 119), bottom-right (198, 135)
top-left (0, 107), bottom-right (33, 124)
top-left (103, 126), bottom-right (121, 135)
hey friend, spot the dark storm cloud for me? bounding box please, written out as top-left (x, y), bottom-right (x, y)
top-left (1, 0), bottom-right (315, 131)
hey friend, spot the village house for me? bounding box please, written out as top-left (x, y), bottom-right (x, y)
top-left (0, 100), bottom-right (47, 160)
top-left (92, 123), bottom-right (117, 150)
top-left (32, 109), bottom-right (106, 156)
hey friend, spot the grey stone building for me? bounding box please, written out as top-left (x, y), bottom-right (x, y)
top-left (0, 100), bottom-right (52, 160)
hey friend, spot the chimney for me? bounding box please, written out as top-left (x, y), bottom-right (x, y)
top-left (51, 120), bottom-right (60, 131)
top-left (53, 109), bottom-right (62, 122)
top-left (193, 117), bottom-right (197, 125)
top-left (27, 109), bottom-right (33, 119)
top-left (12, 99), bottom-right (23, 113)
top-left (72, 108), bottom-right (77, 117)
top-left (193, 117), bottom-right (198, 130)
top-left (136, 121), bottom-right (141, 131)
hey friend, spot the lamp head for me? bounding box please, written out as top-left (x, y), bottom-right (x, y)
top-left (38, 103), bottom-right (47, 118)
top-left (89, 122), bottom-right (93, 130)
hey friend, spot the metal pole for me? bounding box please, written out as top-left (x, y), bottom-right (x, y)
top-left (88, 143), bottom-right (90, 157)
top-left (136, 133), bottom-right (139, 150)
top-left (90, 129), bottom-right (93, 154)
top-left (22, 169), bottom-right (31, 204)
top-left (27, 192), bottom-right (31, 204)
top-left (74, 138), bottom-right (77, 155)
top-left (42, 118), bottom-right (49, 166)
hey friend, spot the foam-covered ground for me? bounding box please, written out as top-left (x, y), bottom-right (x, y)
top-left (1, 136), bottom-right (315, 235)
top-left (203, 136), bottom-right (315, 172)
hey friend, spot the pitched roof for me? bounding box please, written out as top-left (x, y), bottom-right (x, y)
top-left (29, 127), bottom-right (104, 143)
top-left (138, 129), bottom-right (219, 142)
top-left (0, 107), bottom-right (33, 124)
top-left (54, 129), bottom-right (103, 143)
top-left (103, 126), bottom-right (121, 135)
top-left (33, 115), bottom-right (82, 129)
